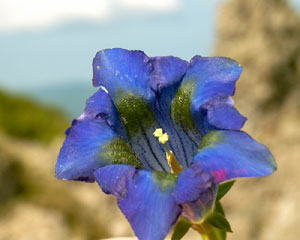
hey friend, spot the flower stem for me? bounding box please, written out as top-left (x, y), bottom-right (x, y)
top-left (201, 230), bottom-right (219, 240)
top-left (193, 223), bottom-right (223, 240)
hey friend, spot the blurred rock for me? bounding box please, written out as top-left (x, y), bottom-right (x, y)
top-left (215, 0), bottom-right (300, 240)
top-left (0, 202), bottom-right (69, 240)
top-left (216, 0), bottom-right (300, 119)
top-left (0, 133), bottom-right (133, 240)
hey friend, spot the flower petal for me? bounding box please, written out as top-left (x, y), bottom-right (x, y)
top-left (77, 86), bottom-right (126, 137)
top-left (187, 56), bottom-right (242, 105)
top-left (93, 48), bottom-right (191, 171)
top-left (205, 100), bottom-right (246, 131)
top-left (193, 130), bottom-right (277, 183)
top-left (93, 48), bottom-right (153, 101)
top-left (93, 164), bottom-right (136, 197)
top-left (92, 49), bottom-right (164, 170)
top-left (149, 56), bottom-right (188, 102)
top-left (94, 165), bottom-right (181, 240)
top-left (93, 48), bottom-right (188, 103)
top-left (172, 56), bottom-right (246, 138)
top-left (175, 165), bottom-right (216, 204)
top-left (55, 89), bottom-right (142, 181)
top-left (175, 164), bottom-right (218, 221)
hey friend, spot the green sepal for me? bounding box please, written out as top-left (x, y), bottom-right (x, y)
top-left (190, 200), bottom-right (229, 240)
top-left (171, 217), bottom-right (193, 240)
top-left (216, 180), bottom-right (235, 201)
top-left (215, 201), bottom-right (225, 216)
top-left (171, 197), bottom-right (231, 240)
top-left (213, 201), bottom-right (227, 239)
top-left (204, 212), bottom-right (233, 233)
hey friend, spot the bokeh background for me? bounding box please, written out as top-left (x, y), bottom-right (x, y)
top-left (0, 0), bottom-right (299, 239)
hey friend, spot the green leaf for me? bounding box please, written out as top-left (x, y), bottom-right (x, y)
top-left (171, 218), bottom-right (192, 240)
top-left (204, 212), bottom-right (233, 233)
top-left (215, 201), bottom-right (225, 216)
top-left (216, 180), bottom-right (235, 200)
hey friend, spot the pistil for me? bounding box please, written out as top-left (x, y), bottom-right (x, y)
top-left (153, 128), bottom-right (183, 174)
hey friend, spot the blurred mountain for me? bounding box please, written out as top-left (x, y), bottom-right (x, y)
top-left (215, 0), bottom-right (300, 240)
top-left (0, 89), bottom-right (69, 143)
top-left (28, 82), bottom-right (96, 118)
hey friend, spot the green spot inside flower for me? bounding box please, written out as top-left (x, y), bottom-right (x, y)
top-left (154, 171), bottom-right (178, 191)
top-left (198, 131), bottom-right (224, 151)
top-left (115, 92), bottom-right (155, 138)
top-left (100, 137), bottom-right (143, 168)
top-left (171, 81), bottom-right (198, 131)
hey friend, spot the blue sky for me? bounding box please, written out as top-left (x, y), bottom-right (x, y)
top-left (0, 0), bottom-right (223, 91)
top-left (0, 0), bottom-right (299, 92)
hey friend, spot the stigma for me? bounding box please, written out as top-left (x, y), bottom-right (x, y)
top-left (153, 128), bottom-right (183, 174)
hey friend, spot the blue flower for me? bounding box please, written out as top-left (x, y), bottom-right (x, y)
top-left (55, 48), bottom-right (276, 240)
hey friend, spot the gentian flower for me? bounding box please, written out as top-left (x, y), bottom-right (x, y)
top-left (55, 48), bottom-right (276, 240)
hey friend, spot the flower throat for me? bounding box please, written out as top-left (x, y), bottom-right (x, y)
top-left (153, 128), bottom-right (183, 174)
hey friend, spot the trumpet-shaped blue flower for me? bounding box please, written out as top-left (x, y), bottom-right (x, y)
top-left (56, 48), bottom-right (276, 240)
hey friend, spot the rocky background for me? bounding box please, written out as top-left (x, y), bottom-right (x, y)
top-left (214, 0), bottom-right (300, 239)
top-left (0, 0), bottom-right (299, 239)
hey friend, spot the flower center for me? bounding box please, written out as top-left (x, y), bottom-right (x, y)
top-left (153, 128), bottom-right (183, 174)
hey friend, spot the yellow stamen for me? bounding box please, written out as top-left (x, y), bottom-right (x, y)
top-left (159, 133), bottom-right (169, 144)
top-left (153, 128), bottom-right (163, 137)
top-left (153, 128), bottom-right (169, 144)
top-left (153, 128), bottom-right (183, 174)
